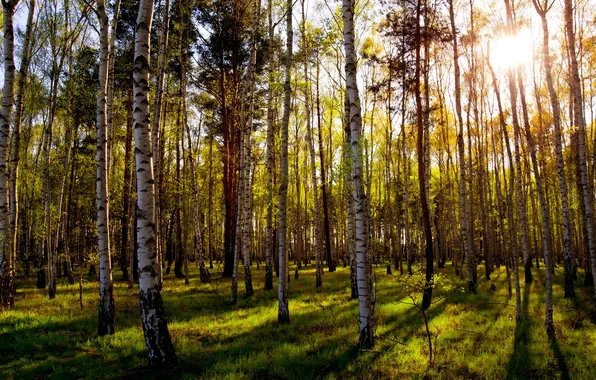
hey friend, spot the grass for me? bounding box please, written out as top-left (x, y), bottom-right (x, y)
top-left (1, 260), bottom-right (596, 379)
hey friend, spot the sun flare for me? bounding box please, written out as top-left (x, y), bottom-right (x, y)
top-left (489, 29), bottom-right (534, 69)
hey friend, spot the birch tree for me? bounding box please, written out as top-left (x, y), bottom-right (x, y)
top-left (8, 0), bottom-right (35, 309)
top-left (264, 0), bottom-right (275, 291)
top-left (152, 0), bottom-right (171, 289)
top-left (563, 0), bottom-right (596, 298)
top-left (242, 0), bottom-right (259, 297)
top-left (488, 52), bottom-right (522, 320)
top-left (106, 0), bottom-right (121, 172)
top-left (449, 0), bottom-right (474, 294)
top-left (343, 0), bottom-right (374, 347)
top-left (0, 0), bottom-right (19, 308)
top-left (507, 0), bottom-right (555, 331)
top-left (532, 0), bottom-right (575, 299)
top-left (96, 0), bottom-right (115, 336)
top-left (278, 0), bottom-right (292, 324)
top-left (301, 0), bottom-right (323, 287)
top-left (133, 0), bottom-right (177, 366)
top-left (416, 0), bottom-right (433, 310)
top-left (344, 93), bottom-right (358, 299)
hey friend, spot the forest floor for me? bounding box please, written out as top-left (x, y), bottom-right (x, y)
top-left (1, 260), bottom-right (595, 379)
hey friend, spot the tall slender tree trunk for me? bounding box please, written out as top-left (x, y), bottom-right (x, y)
top-left (96, 0), bottom-right (115, 336)
top-left (466, 0), bottom-right (478, 286)
top-left (0, 0), bottom-right (18, 308)
top-left (55, 57), bottom-right (75, 287)
top-left (208, 137), bottom-right (214, 270)
top-left (415, 0), bottom-right (433, 310)
top-left (278, 0), bottom-right (292, 323)
top-left (316, 55), bottom-right (335, 273)
top-left (133, 0), bottom-right (177, 366)
top-left (501, 1), bottom-right (533, 286)
top-left (492, 127), bottom-right (511, 297)
top-left (515, 66), bottom-right (555, 331)
top-left (65, 136), bottom-right (77, 285)
top-left (264, 0), bottom-right (275, 291)
top-left (401, 82), bottom-right (411, 277)
top-left (174, 104), bottom-right (184, 279)
top-left (44, 9), bottom-right (70, 298)
top-left (241, 0), bottom-right (259, 296)
top-left (533, 0), bottom-right (574, 299)
top-left (449, 0), bottom-right (473, 293)
top-left (106, 0), bottom-right (121, 173)
top-left (7, 0), bottom-right (35, 308)
top-left (57, 116), bottom-right (75, 286)
top-left (232, 115), bottom-right (245, 305)
top-left (343, 0), bottom-right (374, 347)
top-left (564, 0), bottom-right (596, 297)
top-left (242, 124), bottom-right (253, 295)
top-left (121, 83), bottom-right (133, 283)
top-left (294, 126), bottom-right (302, 269)
top-left (345, 94), bottom-right (358, 299)
top-left (488, 55), bottom-right (522, 320)
top-left (221, 56), bottom-right (237, 278)
top-left (181, 25), bottom-right (209, 284)
top-left (152, 0), bottom-right (171, 288)
top-left (508, 75), bottom-right (533, 285)
top-left (125, 32), bottom-right (138, 284)
top-left (301, 0), bottom-right (323, 287)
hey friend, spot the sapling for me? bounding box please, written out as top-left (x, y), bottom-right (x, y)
top-left (395, 265), bottom-right (462, 367)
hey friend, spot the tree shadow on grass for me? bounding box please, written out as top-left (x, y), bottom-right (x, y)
top-left (173, 309), bottom-right (373, 379)
top-left (379, 297), bottom-right (449, 347)
top-left (548, 331), bottom-right (570, 380)
top-left (0, 313), bottom-right (146, 379)
top-left (546, 267), bottom-right (572, 380)
top-left (506, 282), bottom-right (533, 379)
top-left (3, 265), bottom-right (369, 379)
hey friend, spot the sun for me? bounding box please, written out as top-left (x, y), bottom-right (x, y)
top-left (489, 29), bottom-right (534, 69)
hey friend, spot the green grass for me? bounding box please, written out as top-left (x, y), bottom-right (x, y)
top-left (1, 261), bottom-right (596, 379)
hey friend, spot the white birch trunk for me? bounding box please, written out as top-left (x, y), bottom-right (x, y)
top-left (0, 0), bottom-right (18, 308)
top-left (563, 0), bottom-right (596, 298)
top-left (488, 56), bottom-right (522, 320)
top-left (449, 0), bottom-right (473, 292)
top-left (96, 0), bottom-right (115, 336)
top-left (301, 1), bottom-right (322, 287)
top-left (151, 0), bottom-right (171, 290)
top-left (264, 0), bottom-right (274, 291)
top-left (232, 129), bottom-right (244, 305)
top-left (278, 0), bottom-right (292, 324)
top-left (516, 67), bottom-right (556, 332)
top-left (9, 0), bottom-right (36, 304)
top-left (343, 0), bottom-right (374, 348)
top-left (504, 56), bottom-right (533, 285)
top-left (184, 112), bottom-right (209, 284)
top-left (533, 1), bottom-right (574, 306)
top-left (133, 0), bottom-right (177, 366)
top-left (106, 0), bottom-right (121, 173)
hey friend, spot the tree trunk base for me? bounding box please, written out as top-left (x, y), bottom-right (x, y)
top-left (140, 287), bottom-right (178, 368)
